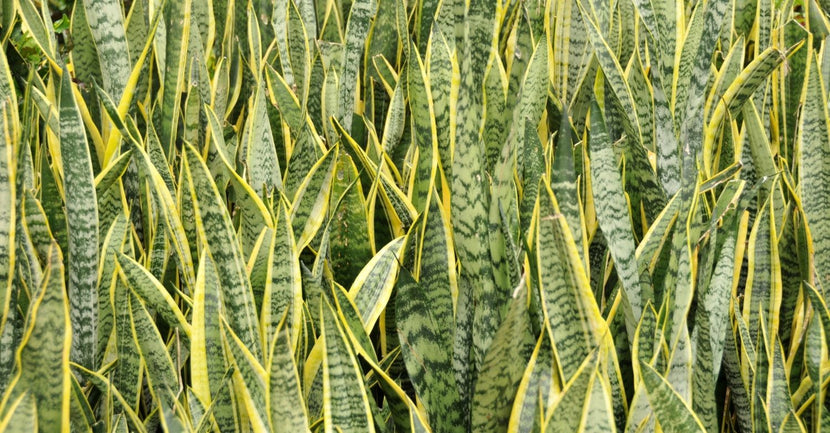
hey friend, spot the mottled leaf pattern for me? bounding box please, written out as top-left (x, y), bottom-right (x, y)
top-left (0, 0), bottom-right (826, 431)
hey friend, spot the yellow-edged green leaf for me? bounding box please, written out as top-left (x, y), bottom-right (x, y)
top-left (59, 65), bottom-right (100, 372)
top-left (640, 362), bottom-right (706, 433)
top-left (5, 243), bottom-right (71, 431)
top-left (183, 144), bottom-right (262, 360)
top-left (320, 298), bottom-right (375, 433)
top-left (396, 264), bottom-right (465, 433)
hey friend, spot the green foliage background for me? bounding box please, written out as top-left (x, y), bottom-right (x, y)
top-left (0, 0), bottom-right (827, 431)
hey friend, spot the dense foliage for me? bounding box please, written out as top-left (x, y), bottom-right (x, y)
top-left (0, 0), bottom-right (827, 431)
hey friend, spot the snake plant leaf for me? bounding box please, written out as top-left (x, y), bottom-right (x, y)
top-left (95, 213), bottom-right (130, 359)
top-left (16, 0), bottom-right (59, 66)
top-left (158, 0), bottom-right (192, 153)
top-left (510, 38), bottom-right (549, 170)
top-left (144, 123), bottom-right (176, 195)
top-left (508, 329), bottom-right (556, 431)
top-left (0, 97), bottom-right (14, 337)
top-left (627, 303), bottom-right (659, 432)
top-left (536, 183), bottom-right (604, 381)
top-left (589, 101), bottom-right (651, 332)
top-left (406, 38), bottom-right (439, 212)
top-left (329, 282), bottom-right (379, 369)
top-left (620, 135), bottom-right (667, 237)
top-left (80, 0), bottom-right (131, 101)
top-left (460, 0), bottom-right (496, 92)
top-left (124, 0), bottom-right (150, 84)
top-left (798, 53), bottom-right (830, 296)
top-left (705, 48), bottom-right (786, 173)
top-left (380, 82), bottom-right (407, 154)
top-left (246, 3), bottom-right (263, 78)
top-left (284, 122), bottom-right (323, 198)
top-left (674, 0), bottom-right (729, 153)
top-left (335, 118), bottom-right (417, 232)
top-left (543, 352), bottom-right (598, 432)
top-left (242, 83), bottom-right (283, 196)
top-left (179, 149), bottom-right (202, 242)
top-left (583, 369), bottom-right (617, 432)
top-left (3, 272), bottom-right (25, 395)
top-left (70, 0), bottom-right (103, 125)
top-left (752, 319), bottom-right (772, 432)
top-left (662, 195), bottom-right (699, 345)
top-left (186, 388), bottom-right (206, 432)
top-left (743, 190), bottom-right (781, 342)
top-left (59, 65), bottom-right (100, 372)
top-left (551, 106), bottom-right (586, 265)
top-left (116, 252), bottom-right (192, 341)
top-left (261, 201), bottom-right (303, 350)
top-left (96, 183), bottom-right (125, 248)
top-left (348, 236), bottom-right (405, 331)
top-left (93, 150), bottom-right (132, 200)
top-left (127, 290), bottom-right (179, 415)
top-left (228, 173), bottom-right (275, 259)
top-left (414, 0), bottom-right (439, 53)
top-left (223, 318), bottom-right (270, 432)
top-left (111, 278), bottom-right (143, 411)
top-left (492, 42), bottom-right (548, 254)
top-left (72, 364), bottom-right (147, 433)
top-left (665, 324), bottom-right (692, 405)
top-left (320, 298), bottom-right (375, 433)
top-left (126, 139), bottom-right (196, 290)
top-left (651, 68), bottom-right (680, 197)
top-left (0, 392), bottom-right (36, 433)
top-left (0, 33), bottom-right (17, 125)
top-left (427, 27), bottom-right (454, 180)
top-left (249, 228), bottom-right (273, 317)
top-left (578, 4), bottom-right (641, 146)
top-left (183, 143), bottom-right (262, 360)
top-left (272, 0), bottom-right (295, 87)
top-left (361, 349), bottom-right (432, 433)
top-left (204, 109), bottom-right (273, 248)
top-left (705, 37), bottom-right (745, 121)
top-left (329, 152), bottom-right (373, 287)
top-left (396, 265), bottom-right (465, 433)
top-left (287, 0), bottom-right (313, 103)
top-left (67, 369), bottom-right (95, 432)
top-left (551, 0), bottom-right (592, 106)
top-left (640, 362), bottom-right (706, 433)
top-left (471, 288), bottom-right (536, 432)
top-left (483, 59), bottom-right (509, 172)
top-left (290, 145), bottom-right (338, 250)
top-left (715, 46), bottom-right (785, 123)
top-left (504, 8), bottom-right (536, 115)
top-left (265, 65), bottom-right (304, 136)
top-left (416, 186), bottom-right (458, 325)
top-left (452, 136), bottom-right (500, 374)
top-left (268, 328), bottom-right (311, 433)
top-left (4, 243), bottom-right (71, 432)
top-left (337, 0), bottom-right (377, 132)
top-left (802, 280), bottom-right (830, 393)
top-left (806, 313), bottom-right (826, 425)
top-left (767, 337), bottom-right (801, 432)
top-left (21, 190), bottom-right (51, 273)
top-left (191, 252), bottom-right (236, 432)
top-left (691, 211), bottom-right (741, 430)
top-left (451, 0), bottom-right (502, 374)
top-left (101, 5), bottom-right (164, 163)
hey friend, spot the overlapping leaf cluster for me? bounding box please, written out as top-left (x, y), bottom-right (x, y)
top-left (0, 0), bottom-right (828, 431)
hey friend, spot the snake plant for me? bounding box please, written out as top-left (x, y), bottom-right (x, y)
top-left (0, 0), bottom-right (827, 431)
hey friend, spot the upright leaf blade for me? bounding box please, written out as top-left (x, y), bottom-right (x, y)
top-left (59, 66), bottom-right (100, 372)
top-left (5, 243), bottom-right (71, 432)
